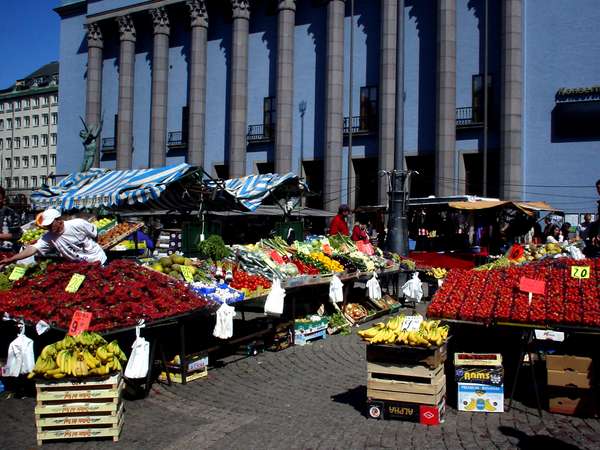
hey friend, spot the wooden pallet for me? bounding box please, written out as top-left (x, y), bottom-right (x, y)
top-left (367, 363), bottom-right (446, 405)
top-left (35, 374), bottom-right (124, 445)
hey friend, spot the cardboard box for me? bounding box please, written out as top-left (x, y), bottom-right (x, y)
top-left (367, 398), bottom-right (445, 425)
top-left (455, 366), bottom-right (503, 386)
top-left (547, 369), bottom-right (593, 389)
top-left (158, 353), bottom-right (208, 384)
top-left (454, 353), bottom-right (502, 367)
top-left (546, 355), bottom-right (592, 373)
top-left (548, 387), bottom-right (597, 416)
top-left (457, 383), bottom-right (504, 413)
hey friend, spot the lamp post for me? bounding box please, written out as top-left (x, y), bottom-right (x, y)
top-left (298, 100), bottom-right (307, 180)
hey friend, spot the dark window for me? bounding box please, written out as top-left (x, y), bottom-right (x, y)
top-left (263, 96), bottom-right (276, 139)
top-left (214, 164), bottom-right (229, 180)
top-left (256, 162), bottom-right (274, 175)
top-left (472, 74), bottom-right (492, 123)
top-left (359, 86), bottom-right (378, 131)
top-left (354, 157), bottom-right (378, 207)
top-left (182, 106), bottom-right (189, 142)
top-left (405, 155), bottom-right (435, 198)
top-left (302, 160), bottom-right (323, 210)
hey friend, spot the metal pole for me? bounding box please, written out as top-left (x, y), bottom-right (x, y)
top-left (347, 0), bottom-right (354, 208)
top-left (299, 101), bottom-right (306, 179)
top-left (387, 0), bottom-right (407, 255)
top-left (482, 0), bottom-right (489, 197)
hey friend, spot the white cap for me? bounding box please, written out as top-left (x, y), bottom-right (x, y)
top-left (36, 208), bottom-right (62, 227)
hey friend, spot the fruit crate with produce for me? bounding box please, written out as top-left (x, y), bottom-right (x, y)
top-left (294, 316), bottom-right (328, 346)
top-left (159, 353), bottom-right (208, 384)
top-left (360, 315), bottom-right (449, 424)
top-left (31, 332), bottom-right (127, 445)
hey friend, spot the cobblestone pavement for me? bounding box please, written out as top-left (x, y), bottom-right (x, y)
top-left (2, 328), bottom-right (600, 450)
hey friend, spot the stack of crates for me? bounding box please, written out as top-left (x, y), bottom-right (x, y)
top-left (547, 354), bottom-right (596, 416)
top-left (366, 343), bottom-right (447, 425)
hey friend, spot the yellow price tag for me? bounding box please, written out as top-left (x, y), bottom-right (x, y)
top-left (8, 266), bottom-right (27, 281)
top-left (180, 266), bottom-right (196, 283)
top-left (571, 266), bottom-right (590, 279)
top-left (65, 274), bottom-right (86, 293)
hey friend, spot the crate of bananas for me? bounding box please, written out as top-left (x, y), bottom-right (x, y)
top-left (357, 315), bottom-right (449, 348)
top-left (28, 332), bottom-right (127, 380)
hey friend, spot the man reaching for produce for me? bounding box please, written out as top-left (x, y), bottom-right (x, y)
top-left (0, 208), bottom-right (106, 268)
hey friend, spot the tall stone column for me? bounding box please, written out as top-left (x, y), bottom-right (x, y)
top-left (435, 0), bottom-right (456, 196)
top-left (149, 7), bottom-right (170, 168)
top-left (116, 15), bottom-right (136, 170)
top-left (323, 0), bottom-right (345, 212)
top-left (85, 22), bottom-right (104, 168)
top-left (187, 0), bottom-right (208, 167)
top-left (275, 0), bottom-right (295, 175)
top-left (229, 0), bottom-right (250, 178)
top-left (500, 0), bottom-right (523, 199)
top-left (378, 0), bottom-right (396, 204)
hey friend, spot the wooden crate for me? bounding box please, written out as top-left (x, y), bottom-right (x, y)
top-left (367, 343), bottom-right (447, 369)
top-left (35, 374), bottom-right (124, 446)
top-left (367, 362), bottom-right (446, 405)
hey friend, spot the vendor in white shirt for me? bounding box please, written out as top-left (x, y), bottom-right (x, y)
top-left (0, 208), bottom-right (107, 268)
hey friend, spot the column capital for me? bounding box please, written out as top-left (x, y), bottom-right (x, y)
top-left (86, 22), bottom-right (103, 49)
top-left (231, 0), bottom-right (250, 20)
top-left (187, 0), bottom-right (208, 28)
top-left (116, 15), bottom-right (136, 42)
top-left (150, 7), bottom-right (170, 35)
top-left (278, 0), bottom-right (296, 12)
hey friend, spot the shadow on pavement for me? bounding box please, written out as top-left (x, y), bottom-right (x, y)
top-left (331, 385), bottom-right (369, 418)
top-left (499, 426), bottom-right (582, 450)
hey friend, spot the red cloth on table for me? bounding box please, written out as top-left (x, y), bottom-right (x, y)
top-left (329, 214), bottom-right (349, 236)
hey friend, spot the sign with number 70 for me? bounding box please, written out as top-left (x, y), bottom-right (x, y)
top-left (571, 266), bottom-right (590, 279)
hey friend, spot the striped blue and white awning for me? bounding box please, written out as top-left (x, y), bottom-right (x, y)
top-left (31, 163), bottom-right (193, 210)
top-left (207, 172), bottom-right (300, 211)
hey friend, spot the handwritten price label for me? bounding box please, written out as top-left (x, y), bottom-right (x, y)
top-left (65, 274), bottom-right (86, 293)
top-left (519, 277), bottom-right (546, 295)
top-left (180, 265), bottom-right (196, 283)
top-left (8, 266), bottom-right (27, 281)
top-left (571, 266), bottom-right (590, 279)
top-left (67, 310), bottom-right (92, 336)
top-left (401, 315), bottom-right (423, 332)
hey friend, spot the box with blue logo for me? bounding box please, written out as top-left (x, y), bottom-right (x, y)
top-left (455, 353), bottom-right (504, 413)
top-left (457, 383), bottom-right (504, 413)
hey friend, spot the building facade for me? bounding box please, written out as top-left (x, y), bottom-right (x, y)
top-left (0, 62), bottom-right (59, 203)
top-left (54, 0), bottom-right (600, 213)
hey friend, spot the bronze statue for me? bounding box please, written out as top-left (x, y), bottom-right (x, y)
top-left (79, 116), bottom-right (103, 172)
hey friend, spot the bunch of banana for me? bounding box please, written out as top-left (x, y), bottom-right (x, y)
top-left (427, 267), bottom-right (448, 279)
top-left (28, 333), bottom-right (128, 380)
top-left (357, 314), bottom-right (450, 348)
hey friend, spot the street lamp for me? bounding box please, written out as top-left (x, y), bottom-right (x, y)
top-left (298, 100), bottom-right (307, 180)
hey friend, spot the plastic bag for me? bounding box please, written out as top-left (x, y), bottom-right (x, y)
top-left (565, 244), bottom-right (585, 260)
top-left (366, 273), bottom-right (382, 301)
top-left (264, 278), bottom-right (285, 316)
top-left (125, 321), bottom-right (149, 379)
top-left (213, 302), bottom-right (236, 339)
top-left (5, 321), bottom-right (34, 377)
top-left (329, 275), bottom-right (344, 304)
top-left (402, 272), bottom-right (424, 303)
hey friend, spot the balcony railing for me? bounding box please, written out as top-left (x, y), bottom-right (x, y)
top-left (456, 107), bottom-right (483, 128)
top-left (101, 137), bottom-right (115, 151)
top-left (167, 131), bottom-right (186, 147)
top-left (343, 115), bottom-right (377, 135)
top-left (247, 123), bottom-right (275, 143)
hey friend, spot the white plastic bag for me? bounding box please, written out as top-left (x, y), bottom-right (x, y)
top-left (213, 302), bottom-right (236, 339)
top-left (402, 272), bottom-right (424, 303)
top-left (565, 244), bottom-right (585, 260)
top-left (329, 275), bottom-right (344, 304)
top-left (5, 321), bottom-right (34, 377)
top-left (125, 321), bottom-right (149, 379)
top-left (367, 273), bottom-right (382, 301)
top-left (264, 278), bottom-right (286, 316)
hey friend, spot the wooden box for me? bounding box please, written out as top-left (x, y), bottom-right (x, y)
top-left (366, 343), bottom-right (447, 369)
top-left (35, 374), bottom-right (124, 446)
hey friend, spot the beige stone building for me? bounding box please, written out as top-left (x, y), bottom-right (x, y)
top-left (0, 62), bottom-right (58, 204)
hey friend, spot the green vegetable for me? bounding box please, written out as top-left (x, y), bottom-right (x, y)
top-left (0, 273), bottom-right (11, 291)
top-left (197, 235), bottom-right (231, 261)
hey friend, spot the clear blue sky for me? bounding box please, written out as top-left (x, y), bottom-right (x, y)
top-left (0, 0), bottom-right (60, 89)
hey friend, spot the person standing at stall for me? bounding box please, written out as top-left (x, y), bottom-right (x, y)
top-left (0, 208), bottom-right (107, 268)
top-left (0, 187), bottom-right (22, 252)
top-left (329, 204), bottom-right (350, 236)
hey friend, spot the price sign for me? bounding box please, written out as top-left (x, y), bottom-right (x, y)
top-left (65, 274), bottom-right (86, 293)
top-left (571, 266), bottom-right (590, 279)
top-left (401, 315), bottom-right (423, 332)
top-left (269, 250), bottom-right (285, 265)
top-left (180, 265), bottom-right (196, 283)
top-left (67, 310), bottom-right (92, 336)
top-left (8, 266), bottom-right (27, 281)
top-left (519, 277), bottom-right (546, 295)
